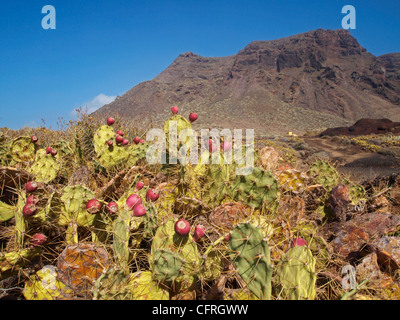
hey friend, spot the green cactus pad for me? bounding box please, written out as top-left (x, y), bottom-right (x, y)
top-left (93, 268), bottom-right (134, 300)
top-left (0, 201), bottom-right (15, 222)
top-left (151, 249), bottom-right (186, 283)
top-left (112, 209), bottom-right (131, 270)
top-left (230, 167), bottom-right (279, 209)
top-left (59, 185), bottom-right (97, 227)
top-left (150, 219), bottom-right (199, 288)
top-left (274, 245), bottom-right (317, 300)
top-left (308, 160), bottom-right (339, 192)
top-left (163, 115), bottom-right (194, 160)
top-left (29, 149), bottom-right (60, 183)
top-left (349, 184), bottom-right (367, 205)
top-left (228, 222), bottom-right (273, 300)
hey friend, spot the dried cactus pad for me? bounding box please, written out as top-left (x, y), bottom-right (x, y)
top-left (56, 243), bottom-right (110, 292)
top-left (209, 202), bottom-right (248, 230)
top-left (23, 265), bottom-right (73, 300)
top-left (11, 136), bottom-right (37, 162)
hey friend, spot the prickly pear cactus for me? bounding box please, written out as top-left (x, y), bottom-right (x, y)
top-left (163, 115), bottom-right (193, 160)
top-left (131, 270), bottom-right (169, 300)
top-left (230, 167), bottom-right (279, 209)
top-left (0, 133), bottom-right (12, 166)
top-left (209, 202), bottom-right (248, 231)
top-left (93, 125), bottom-right (149, 168)
top-left (0, 201), bottom-right (15, 222)
top-left (29, 149), bottom-right (60, 183)
top-left (10, 136), bottom-right (37, 162)
top-left (228, 222), bottom-right (273, 300)
top-left (308, 160), bottom-right (339, 192)
top-left (128, 142), bottom-right (149, 164)
top-left (23, 265), bottom-right (73, 300)
top-left (202, 153), bottom-right (237, 208)
top-left (112, 209), bottom-right (131, 271)
top-left (349, 184), bottom-right (367, 205)
top-left (258, 146), bottom-right (280, 172)
top-left (59, 185), bottom-right (98, 243)
top-left (277, 168), bottom-right (309, 194)
top-left (150, 219), bottom-right (200, 292)
top-left (56, 243), bottom-right (110, 295)
top-left (198, 249), bottom-right (225, 282)
top-left (93, 267), bottom-right (134, 300)
top-left (175, 164), bottom-right (204, 215)
top-left (0, 248), bottom-right (41, 273)
top-left (274, 245), bottom-right (317, 300)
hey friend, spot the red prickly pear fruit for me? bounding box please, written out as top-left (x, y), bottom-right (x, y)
top-left (225, 233), bottom-right (230, 241)
top-left (146, 189), bottom-right (159, 201)
top-left (122, 139), bottom-right (129, 146)
top-left (208, 139), bottom-right (217, 153)
top-left (26, 195), bottom-right (39, 205)
top-left (132, 203), bottom-right (147, 217)
top-left (139, 139), bottom-right (145, 143)
top-left (116, 130), bottom-right (124, 136)
top-left (106, 201), bottom-right (118, 214)
top-left (107, 117), bottom-right (115, 126)
top-left (116, 135), bottom-right (124, 144)
top-left (26, 181), bottom-right (38, 193)
top-left (86, 199), bottom-right (102, 214)
top-left (291, 237), bottom-right (308, 247)
top-left (23, 203), bottom-right (37, 216)
top-left (126, 194), bottom-right (142, 209)
top-left (107, 140), bottom-right (114, 147)
top-left (136, 181), bottom-right (144, 190)
top-left (189, 112), bottom-right (198, 123)
top-left (222, 141), bottom-right (232, 152)
top-left (46, 146), bottom-right (53, 154)
top-left (174, 219), bottom-right (190, 236)
top-left (171, 106), bottom-right (178, 114)
top-left (31, 135), bottom-right (38, 144)
top-left (193, 225), bottom-right (206, 242)
top-left (134, 137), bottom-right (140, 144)
top-left (30, 233), bottom-right (47, 247)
top-left (50, 148), bottom-right (57, 156)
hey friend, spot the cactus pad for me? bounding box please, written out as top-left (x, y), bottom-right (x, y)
top-left (228, 222), bottom-right (273, 299)
top-left (56, 243), bottom-right (110, 293)
top-left (274, 245), bottom-right (317, 300)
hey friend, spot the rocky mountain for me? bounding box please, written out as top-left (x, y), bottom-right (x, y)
top-left (96, 29), bottom-right (400, 136)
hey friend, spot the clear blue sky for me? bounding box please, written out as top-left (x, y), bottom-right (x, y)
top-left (1, 0), bottom-right (399, 130)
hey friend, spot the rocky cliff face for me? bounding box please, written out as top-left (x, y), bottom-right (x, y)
top-left (96, 29), bottom-right (400, 135)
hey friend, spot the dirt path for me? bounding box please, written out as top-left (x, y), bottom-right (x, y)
top-left (302, 136), bottom-right (400, 183)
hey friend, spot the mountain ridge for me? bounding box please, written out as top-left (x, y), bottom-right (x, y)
top-left (96, 28), bottom-right (400, 135)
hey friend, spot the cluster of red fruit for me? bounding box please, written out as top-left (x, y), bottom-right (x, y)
top-left (30, 135), bottom-right (58, 157)
top-left (171, 106), bottom-right (198, 123)
top-left (22, 181), bottom-right (47, 248)
top-left (105, 117), bottom-right (144, 146)
top-left (85, 181), bottom-right (159, 218)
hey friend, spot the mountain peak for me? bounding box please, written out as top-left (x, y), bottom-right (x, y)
top-left (97, 29), bottom-right (400, 135)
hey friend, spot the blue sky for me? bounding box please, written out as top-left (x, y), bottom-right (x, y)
top-left (0, 0), bottom-right (399, 130)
